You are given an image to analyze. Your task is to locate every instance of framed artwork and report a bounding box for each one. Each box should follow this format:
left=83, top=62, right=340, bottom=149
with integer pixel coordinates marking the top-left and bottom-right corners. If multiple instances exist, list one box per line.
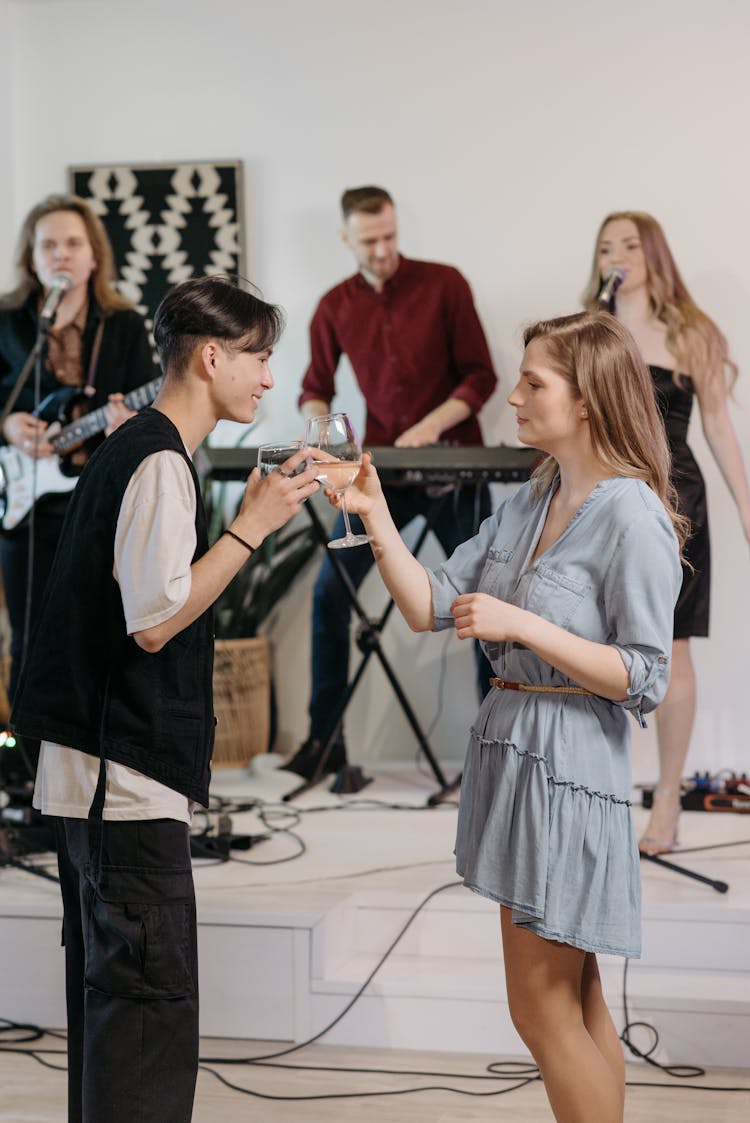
left=68, top=159, right=245, bottom=335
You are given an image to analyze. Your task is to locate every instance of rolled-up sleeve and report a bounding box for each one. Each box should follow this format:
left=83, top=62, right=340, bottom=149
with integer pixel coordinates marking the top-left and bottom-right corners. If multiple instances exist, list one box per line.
left=603, top=509, right=682, bottom=726
left=444, top=271, right=498, bottom=414
left=298, top=300, right=341, bottom=409
left=427, top=505, right=506, bottom=629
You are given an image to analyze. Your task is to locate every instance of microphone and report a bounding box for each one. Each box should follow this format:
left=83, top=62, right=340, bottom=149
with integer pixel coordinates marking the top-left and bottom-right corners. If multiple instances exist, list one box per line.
left=39, top=271, right=73, bottom=329
left=598, top=267, right=625, bottom=308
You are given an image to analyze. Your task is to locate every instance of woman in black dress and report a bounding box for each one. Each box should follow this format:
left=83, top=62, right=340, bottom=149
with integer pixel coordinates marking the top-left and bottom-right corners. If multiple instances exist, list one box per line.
left=0, top=194, right=155, bottom=700
left=583, top=212, right=750, bottom=852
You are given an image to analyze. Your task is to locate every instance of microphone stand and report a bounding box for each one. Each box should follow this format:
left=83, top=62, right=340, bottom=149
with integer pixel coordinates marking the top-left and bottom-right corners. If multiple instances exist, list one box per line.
left=639, top=849, right=729, bottom=894
left=638, top=784, right=733, bottom=894
left=0, top=335, right=45, bottom=435
left=0, top=276, right=71, bottom=432
left=19, top=331, right=49, bottom=674
left=0, top=320, right=52, bottom=696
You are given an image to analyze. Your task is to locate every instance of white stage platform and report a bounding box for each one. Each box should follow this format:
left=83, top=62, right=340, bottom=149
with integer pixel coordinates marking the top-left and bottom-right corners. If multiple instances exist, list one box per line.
left=1, top=756, right=749, bottom=1070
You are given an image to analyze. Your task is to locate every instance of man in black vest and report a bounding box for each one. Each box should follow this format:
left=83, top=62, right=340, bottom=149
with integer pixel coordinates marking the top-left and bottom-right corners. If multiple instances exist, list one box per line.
left=11, top=275, right=318, bottom=1123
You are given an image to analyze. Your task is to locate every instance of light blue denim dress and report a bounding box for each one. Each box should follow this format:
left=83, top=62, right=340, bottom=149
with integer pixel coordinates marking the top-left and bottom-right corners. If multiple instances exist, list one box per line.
left=427, top=476, right=682, bottom=958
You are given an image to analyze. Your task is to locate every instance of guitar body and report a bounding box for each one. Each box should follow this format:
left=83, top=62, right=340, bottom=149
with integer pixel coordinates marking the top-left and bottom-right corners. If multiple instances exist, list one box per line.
left=0, top=450, right=78, bottom=530
left=35, top=385, right=95, bottom=479
left=0, top=375, right=163, bottom=532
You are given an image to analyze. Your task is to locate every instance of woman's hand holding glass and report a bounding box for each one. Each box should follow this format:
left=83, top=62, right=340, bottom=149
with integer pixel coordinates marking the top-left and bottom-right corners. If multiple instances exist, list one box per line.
left=321, top=450, right=383, bottom=521
left=305, top=412, right=372, bottom=549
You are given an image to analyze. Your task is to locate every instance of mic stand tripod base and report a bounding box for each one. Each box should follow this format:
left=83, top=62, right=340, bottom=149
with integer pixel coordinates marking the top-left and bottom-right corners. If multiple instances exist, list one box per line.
left=639, top=850, right=729, bottom=894
left=426, top=772, right=462, bottom=807
left=282, top=764, right=373, bottom=802
left=282, top=775, right=322, bottom=802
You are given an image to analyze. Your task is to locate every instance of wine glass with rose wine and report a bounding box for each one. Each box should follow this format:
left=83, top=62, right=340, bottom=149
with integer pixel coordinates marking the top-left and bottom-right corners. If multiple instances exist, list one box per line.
left=305, top=412, right=371, bottom=548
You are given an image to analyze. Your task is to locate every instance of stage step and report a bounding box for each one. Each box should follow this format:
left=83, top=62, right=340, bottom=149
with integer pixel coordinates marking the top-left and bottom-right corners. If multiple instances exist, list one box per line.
left=315, top=882, right=750, bottom=972
left=2, top=772, right=748, bottom=1072
left=304, top=882, right=750, bottom=1067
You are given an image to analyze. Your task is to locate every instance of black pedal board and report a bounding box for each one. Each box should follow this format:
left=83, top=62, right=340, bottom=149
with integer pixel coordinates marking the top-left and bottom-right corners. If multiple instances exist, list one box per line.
left=640, top=772, right=750, bottom=813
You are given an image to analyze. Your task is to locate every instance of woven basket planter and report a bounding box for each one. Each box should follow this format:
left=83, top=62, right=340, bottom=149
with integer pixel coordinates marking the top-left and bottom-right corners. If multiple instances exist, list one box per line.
left=212, top=636, right=271, bottom=767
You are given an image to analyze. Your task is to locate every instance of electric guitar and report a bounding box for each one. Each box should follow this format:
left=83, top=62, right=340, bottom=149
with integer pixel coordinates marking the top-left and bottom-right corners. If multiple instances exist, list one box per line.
left=0, top=376, right=163, bottom=531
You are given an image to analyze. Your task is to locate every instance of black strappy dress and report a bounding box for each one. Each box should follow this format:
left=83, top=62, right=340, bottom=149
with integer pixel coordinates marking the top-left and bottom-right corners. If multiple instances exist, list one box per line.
left=650, top=365, right=709, bottom=638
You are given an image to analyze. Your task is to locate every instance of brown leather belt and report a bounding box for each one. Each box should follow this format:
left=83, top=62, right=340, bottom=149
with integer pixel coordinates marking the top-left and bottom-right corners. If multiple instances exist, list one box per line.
left=490, top=677, right=594, bottom=696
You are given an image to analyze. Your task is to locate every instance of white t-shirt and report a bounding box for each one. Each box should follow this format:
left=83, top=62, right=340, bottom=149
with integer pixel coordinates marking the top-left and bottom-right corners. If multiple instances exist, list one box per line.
left=33, top=448, right=199, bottom=823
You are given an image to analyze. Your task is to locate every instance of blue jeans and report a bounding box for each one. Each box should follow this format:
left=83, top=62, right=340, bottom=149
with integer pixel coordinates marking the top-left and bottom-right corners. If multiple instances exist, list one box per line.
left=55, top=816, right=199, bottom=1123
left=309, top=483, right=492, bottom=743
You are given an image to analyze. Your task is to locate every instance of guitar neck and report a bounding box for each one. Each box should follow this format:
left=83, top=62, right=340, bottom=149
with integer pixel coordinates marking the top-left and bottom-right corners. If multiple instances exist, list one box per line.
left=52, top=377, right=163, bottom=454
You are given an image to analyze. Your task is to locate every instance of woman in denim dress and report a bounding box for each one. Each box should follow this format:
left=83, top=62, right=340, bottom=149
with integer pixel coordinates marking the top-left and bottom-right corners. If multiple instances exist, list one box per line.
left=326, top=311, right=684, bottom=1123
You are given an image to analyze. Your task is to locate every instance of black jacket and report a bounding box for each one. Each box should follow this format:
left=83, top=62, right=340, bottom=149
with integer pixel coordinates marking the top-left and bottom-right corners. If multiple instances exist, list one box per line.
left=0, top=289, right=156, bottom=428
left=11, top=408, right=216, bottom=806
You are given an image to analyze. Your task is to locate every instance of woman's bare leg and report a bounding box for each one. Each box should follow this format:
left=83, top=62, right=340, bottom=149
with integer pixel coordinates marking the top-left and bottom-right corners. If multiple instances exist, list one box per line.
left=641, top=638, right=695, bottom=852
left=581, top=952, right=625, bottom=1113
left=501, top=908, right=624, bottom=1123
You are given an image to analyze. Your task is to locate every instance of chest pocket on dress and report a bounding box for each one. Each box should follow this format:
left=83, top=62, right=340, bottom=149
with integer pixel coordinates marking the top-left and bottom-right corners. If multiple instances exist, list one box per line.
left=525, top=563, right=588, bottom=628
left=479, top=547, right=515, bottom=600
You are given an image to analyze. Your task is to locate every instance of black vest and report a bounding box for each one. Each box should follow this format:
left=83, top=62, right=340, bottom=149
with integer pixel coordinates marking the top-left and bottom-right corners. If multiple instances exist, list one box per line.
left=11, top=408, right=215, bottom=805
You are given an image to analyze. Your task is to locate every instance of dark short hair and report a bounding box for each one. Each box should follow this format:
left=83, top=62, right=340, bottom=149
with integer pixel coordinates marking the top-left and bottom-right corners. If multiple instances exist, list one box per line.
left=153, top=275, right=284, bottom=376
left=340, top=186, right=394, bottom=221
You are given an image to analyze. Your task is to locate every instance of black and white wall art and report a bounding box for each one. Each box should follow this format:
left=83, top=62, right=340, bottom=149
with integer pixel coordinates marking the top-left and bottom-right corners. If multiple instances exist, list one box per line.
left=69, top=160, right=245, bottom=335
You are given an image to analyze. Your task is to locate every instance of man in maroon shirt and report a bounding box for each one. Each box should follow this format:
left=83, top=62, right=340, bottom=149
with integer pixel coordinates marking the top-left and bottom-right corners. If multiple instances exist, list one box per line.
left=286, top=186, right=498, bottom=780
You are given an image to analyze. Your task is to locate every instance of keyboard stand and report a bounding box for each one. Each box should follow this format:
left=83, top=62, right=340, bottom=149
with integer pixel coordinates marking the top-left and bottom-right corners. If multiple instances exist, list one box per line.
left=200, top=443, right=538, bottom=804
left=283, top=493, right=458, bottom=803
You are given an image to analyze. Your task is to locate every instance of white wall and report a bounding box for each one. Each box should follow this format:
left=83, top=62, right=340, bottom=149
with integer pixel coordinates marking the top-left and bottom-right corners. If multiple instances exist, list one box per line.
left=5, top=0, right=750, bottom=776
left=0, top=2, right=14, bottom=277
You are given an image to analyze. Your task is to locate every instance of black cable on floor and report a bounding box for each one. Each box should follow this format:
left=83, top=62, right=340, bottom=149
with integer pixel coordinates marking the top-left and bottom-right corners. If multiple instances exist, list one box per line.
left=3, top=927, right=750, bottom=1103
left=3, top=795, right=750, bottom=1104
left=619, top=957, right=704, bottom=1078
left=198, top=1064, right=539, bottom=1103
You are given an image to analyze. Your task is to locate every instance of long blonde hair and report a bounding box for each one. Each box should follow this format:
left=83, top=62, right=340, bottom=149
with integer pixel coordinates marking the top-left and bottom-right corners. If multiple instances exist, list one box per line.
left=0, top=193, right=131, bottom=314
left=524, top=311, right=688, bottom=548
left=582, top=211, right=737, bottom=392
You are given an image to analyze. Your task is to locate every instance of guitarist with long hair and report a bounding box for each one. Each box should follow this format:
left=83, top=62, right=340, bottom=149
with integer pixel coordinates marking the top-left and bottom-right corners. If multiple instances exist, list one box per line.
left=0, top=193, right=156, bottom=702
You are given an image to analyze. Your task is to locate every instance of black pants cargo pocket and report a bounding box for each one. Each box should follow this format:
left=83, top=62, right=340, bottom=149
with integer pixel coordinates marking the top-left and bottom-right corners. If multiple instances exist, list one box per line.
left=84, top=887, right=195, bottom=999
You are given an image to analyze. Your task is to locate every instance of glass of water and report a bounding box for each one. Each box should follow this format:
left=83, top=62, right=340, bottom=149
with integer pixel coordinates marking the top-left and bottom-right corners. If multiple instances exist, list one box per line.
left=256, top=441, right=308, bottom=478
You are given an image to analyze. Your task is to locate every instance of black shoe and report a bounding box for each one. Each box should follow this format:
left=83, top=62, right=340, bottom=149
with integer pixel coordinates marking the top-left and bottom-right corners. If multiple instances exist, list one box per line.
left=279, top=737, right=318, bottom=778
left=329, top=764, right=373, bottom=795
left=280, top=737, right=347, bottom=781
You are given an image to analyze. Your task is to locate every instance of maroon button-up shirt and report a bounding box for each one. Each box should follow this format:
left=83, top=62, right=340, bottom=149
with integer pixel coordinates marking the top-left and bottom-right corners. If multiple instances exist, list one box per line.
left=299, top=256, right=498, bottom=446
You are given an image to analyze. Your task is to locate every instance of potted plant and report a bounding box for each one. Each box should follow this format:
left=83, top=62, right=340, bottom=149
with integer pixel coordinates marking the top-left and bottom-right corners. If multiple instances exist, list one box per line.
left=205, top=477, right=319, bottom=767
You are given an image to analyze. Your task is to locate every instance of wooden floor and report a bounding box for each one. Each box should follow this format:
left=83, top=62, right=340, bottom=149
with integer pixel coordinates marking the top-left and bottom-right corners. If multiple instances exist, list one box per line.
left=0, top=1036, right=748, bottom=1121
left=3, top=759, right=749, bottom=1119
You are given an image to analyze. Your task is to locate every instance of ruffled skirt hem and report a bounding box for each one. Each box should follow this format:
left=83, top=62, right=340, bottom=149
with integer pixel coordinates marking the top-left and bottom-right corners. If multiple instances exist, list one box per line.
left=455, top=728, right=642, bottom=959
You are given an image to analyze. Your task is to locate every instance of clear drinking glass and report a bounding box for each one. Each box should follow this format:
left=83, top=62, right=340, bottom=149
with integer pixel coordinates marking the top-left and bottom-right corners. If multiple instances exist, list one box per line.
left=256, top=440, right=307, bottom=477
left=304, top=412, right=371, bottom=549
